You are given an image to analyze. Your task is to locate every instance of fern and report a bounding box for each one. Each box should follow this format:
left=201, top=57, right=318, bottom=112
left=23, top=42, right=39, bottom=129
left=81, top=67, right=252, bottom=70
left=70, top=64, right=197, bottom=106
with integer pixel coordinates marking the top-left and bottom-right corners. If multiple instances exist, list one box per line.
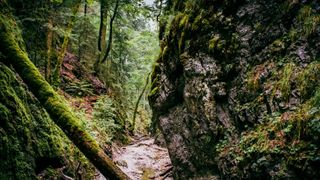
left=64, top=81, right=94, bottom=97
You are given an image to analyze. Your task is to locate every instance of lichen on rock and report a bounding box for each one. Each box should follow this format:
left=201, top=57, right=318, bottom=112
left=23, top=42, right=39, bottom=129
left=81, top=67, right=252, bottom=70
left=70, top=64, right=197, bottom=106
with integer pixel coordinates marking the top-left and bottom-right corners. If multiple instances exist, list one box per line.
left=149, top=0, right=320, bottom=179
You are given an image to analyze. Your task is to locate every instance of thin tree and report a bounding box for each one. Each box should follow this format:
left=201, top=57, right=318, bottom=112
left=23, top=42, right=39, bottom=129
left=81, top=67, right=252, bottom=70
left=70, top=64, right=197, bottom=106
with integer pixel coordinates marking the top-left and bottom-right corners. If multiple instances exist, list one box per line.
left=94, top=0, right=120, bottom=74
left=101, top=0, right=119, bottom=63
left=45, top=17, right=53, bottom=82
left=52, top=0, right=81, bottom=86
left=131, top=73, right=150, bottom=132
left=94, top=0, right=109, bottom=73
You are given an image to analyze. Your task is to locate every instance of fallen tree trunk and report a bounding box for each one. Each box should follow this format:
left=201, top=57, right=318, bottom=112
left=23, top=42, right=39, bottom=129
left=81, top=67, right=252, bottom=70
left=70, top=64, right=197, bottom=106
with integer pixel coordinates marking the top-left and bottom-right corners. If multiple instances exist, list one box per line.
left=0, top=12, right=129, bottom=180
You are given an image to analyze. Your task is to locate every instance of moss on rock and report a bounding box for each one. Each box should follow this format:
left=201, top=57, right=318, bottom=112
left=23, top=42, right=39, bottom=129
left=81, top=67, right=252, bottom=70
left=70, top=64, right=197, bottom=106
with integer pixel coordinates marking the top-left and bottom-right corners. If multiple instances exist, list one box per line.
left=149, top=0, right=320, bottom=179
left=0, top=62, right=95, bottom=179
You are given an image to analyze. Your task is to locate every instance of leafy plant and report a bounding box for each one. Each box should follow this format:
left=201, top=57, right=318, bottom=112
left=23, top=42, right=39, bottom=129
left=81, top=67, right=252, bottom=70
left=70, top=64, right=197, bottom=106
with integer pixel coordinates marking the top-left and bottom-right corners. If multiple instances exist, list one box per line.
left=64, top=81, right=94, bottom=97
left=297, top=6, right=320, bottom=37
left=92, top=96, right=121, bottom=143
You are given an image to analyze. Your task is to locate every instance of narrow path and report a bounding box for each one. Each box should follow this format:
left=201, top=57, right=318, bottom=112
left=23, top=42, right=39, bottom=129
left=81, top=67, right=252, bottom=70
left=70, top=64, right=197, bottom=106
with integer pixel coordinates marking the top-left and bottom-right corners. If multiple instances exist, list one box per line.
left=112, top=136, right=173, bottom=180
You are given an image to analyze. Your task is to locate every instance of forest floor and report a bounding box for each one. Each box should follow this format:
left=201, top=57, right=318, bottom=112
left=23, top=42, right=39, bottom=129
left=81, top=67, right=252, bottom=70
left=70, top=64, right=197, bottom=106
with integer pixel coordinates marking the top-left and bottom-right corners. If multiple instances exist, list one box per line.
left=113, top=135, right=172, bottom=180
left=96, top=136, right=173, bottom=180
left=61, top=56, right=172, bottom=179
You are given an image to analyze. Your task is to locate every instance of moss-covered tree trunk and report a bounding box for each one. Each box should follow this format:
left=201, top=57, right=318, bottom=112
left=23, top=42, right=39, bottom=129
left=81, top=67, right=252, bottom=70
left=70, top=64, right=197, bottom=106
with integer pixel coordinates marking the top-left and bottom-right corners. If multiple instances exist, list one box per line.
left=0, top=12, right=129, bottom=180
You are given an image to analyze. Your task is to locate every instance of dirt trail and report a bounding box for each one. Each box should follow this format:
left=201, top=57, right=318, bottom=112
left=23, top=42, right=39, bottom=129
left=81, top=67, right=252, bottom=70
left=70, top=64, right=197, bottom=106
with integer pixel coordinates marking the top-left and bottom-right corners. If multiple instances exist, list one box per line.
left=112, top=136, right=172, bottom=180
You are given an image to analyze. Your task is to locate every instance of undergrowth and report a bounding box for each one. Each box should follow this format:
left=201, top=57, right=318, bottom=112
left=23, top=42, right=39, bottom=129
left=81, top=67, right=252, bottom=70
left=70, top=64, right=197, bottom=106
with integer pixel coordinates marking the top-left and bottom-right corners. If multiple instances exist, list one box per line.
left=91, top=96, right=122, bottom=144
left=217, top=99, right=320, bottom=178
left=220, top=60, right=320, bottom=179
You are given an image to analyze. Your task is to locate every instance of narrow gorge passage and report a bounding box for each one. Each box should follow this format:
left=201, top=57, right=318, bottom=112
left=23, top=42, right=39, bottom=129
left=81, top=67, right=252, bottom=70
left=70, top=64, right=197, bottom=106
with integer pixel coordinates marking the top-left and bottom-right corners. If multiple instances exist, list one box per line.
left=113, top=136, right=172, bottom=180
left=2, top=0, right=320, bottom=179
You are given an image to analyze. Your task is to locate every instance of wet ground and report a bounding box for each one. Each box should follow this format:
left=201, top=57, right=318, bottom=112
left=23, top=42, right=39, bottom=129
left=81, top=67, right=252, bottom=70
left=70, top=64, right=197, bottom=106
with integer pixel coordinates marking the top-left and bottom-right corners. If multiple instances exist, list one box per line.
left=96, top=136, right=172, bottom=180
left=113, top=136, right=172, bottom=180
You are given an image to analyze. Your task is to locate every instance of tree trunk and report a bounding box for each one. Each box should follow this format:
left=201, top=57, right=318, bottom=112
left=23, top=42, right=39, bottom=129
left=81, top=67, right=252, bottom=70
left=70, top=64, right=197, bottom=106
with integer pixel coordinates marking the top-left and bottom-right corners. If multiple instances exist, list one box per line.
left=131, top=73, right=150, bottom=132
left=84, top=0, right=88, bottom=16
left=101, top=0, right=119, bottom=64
left=94, top=0, right=108, bottom=74
left=52, top=0, right=81, bottom=87
left=98, top=0, right=108, bottom=52
left=45, top=18, right=53, bottom=83
left=0, top=13, right=129, bottom=180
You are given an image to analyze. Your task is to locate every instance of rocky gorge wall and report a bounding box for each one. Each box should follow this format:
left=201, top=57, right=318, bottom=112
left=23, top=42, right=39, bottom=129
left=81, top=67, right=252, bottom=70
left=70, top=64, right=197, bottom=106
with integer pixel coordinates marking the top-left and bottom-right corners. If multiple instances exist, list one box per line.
left=149, top=0, right=320, bottom=179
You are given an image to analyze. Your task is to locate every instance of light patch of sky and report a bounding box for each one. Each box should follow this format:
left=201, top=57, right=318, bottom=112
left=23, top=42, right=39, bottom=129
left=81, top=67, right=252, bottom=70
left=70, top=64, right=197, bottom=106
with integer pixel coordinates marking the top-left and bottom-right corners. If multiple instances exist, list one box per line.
left=144, top=0, right=154, bottom=6
left=142, top=0, right=157, bottom=31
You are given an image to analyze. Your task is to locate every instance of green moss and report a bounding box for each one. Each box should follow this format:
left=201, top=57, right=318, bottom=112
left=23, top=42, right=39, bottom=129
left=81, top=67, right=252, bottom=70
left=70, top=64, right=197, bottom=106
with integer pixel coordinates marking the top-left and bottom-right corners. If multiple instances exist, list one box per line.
left=0, top=62, right=96, bottom=179
left=0, top=103, right=9, bottom=119
left=179, top=14, right=189, bottom=29
left=273, top=63, right=295, bottom=100
left=217, top=100, right=319, bottom=178
left=141, top=168, right=155, bottom=180
left=150, top=63, right=160, bottom=81
left=302, top=15, right=320, bottom=37
left=253, top=22, right=263, bottom=31
left=162, top=46, right=169, bottom=62
left=311, top=88, right=320, bottom=107
left=149, top=87, right=159, bottom=97
left=179, top=32, right=186, bottom=52
left=191, top=13, right=202, bottom=31
left=296, top=62, right=320, bottom=98
left=208, top=34, right=221, bottom=51
left=271, top=39, right=285, bottom=52
left=0, top=12, right=126, bottom=179
left=149, top=63, right=160, bottom=99
left=288, top=28, right=298, bottom=41
left=297, top=6, right=312, bottom=22
left=168, top=12, right=185, bottom=38
left=246, top=62, right=275, bottom=91
left=177, top=14, right=191, bottom=53
left=296, top=6, right=320, bottom=37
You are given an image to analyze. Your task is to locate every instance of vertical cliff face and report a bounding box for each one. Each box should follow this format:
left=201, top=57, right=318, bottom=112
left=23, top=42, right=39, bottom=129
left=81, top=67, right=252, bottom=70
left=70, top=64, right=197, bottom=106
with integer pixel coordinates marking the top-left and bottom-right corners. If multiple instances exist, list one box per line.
left=149, top=0, right=320, bottom=179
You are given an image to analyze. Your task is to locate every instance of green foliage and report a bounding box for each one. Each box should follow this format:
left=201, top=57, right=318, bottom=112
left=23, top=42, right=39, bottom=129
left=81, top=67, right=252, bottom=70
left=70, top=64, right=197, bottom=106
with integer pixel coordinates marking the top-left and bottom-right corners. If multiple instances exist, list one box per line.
left=295, top=5, right=320, bottom=37
left=1, top=0, right=159, bottom=178
left=50, top=0, right=63, bottom=3
left=92, top=96, right=122, bottom=143
left=311, top=89, right=320, bottom=107
left=297, top=62, right=320, bottom=98
left=99, top=9, right=158, bottom=134
left=64, top=81, right=94, bottom=97
left=0, top=12, right=129, bottom=178
left=274, top=63, right=295, bottom=100
left=217, top=101, right=319, bottom=178
left=208, top=34, right=222, bottom=51
left=218, top=56, right=320, bottom=176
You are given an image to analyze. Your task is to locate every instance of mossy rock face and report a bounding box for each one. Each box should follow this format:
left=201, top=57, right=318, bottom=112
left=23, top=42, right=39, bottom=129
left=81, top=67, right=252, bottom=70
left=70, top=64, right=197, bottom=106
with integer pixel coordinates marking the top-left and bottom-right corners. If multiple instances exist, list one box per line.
left=149, top=0, right=320, bottom=179
left=0, top=62, right=94, bottom=179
